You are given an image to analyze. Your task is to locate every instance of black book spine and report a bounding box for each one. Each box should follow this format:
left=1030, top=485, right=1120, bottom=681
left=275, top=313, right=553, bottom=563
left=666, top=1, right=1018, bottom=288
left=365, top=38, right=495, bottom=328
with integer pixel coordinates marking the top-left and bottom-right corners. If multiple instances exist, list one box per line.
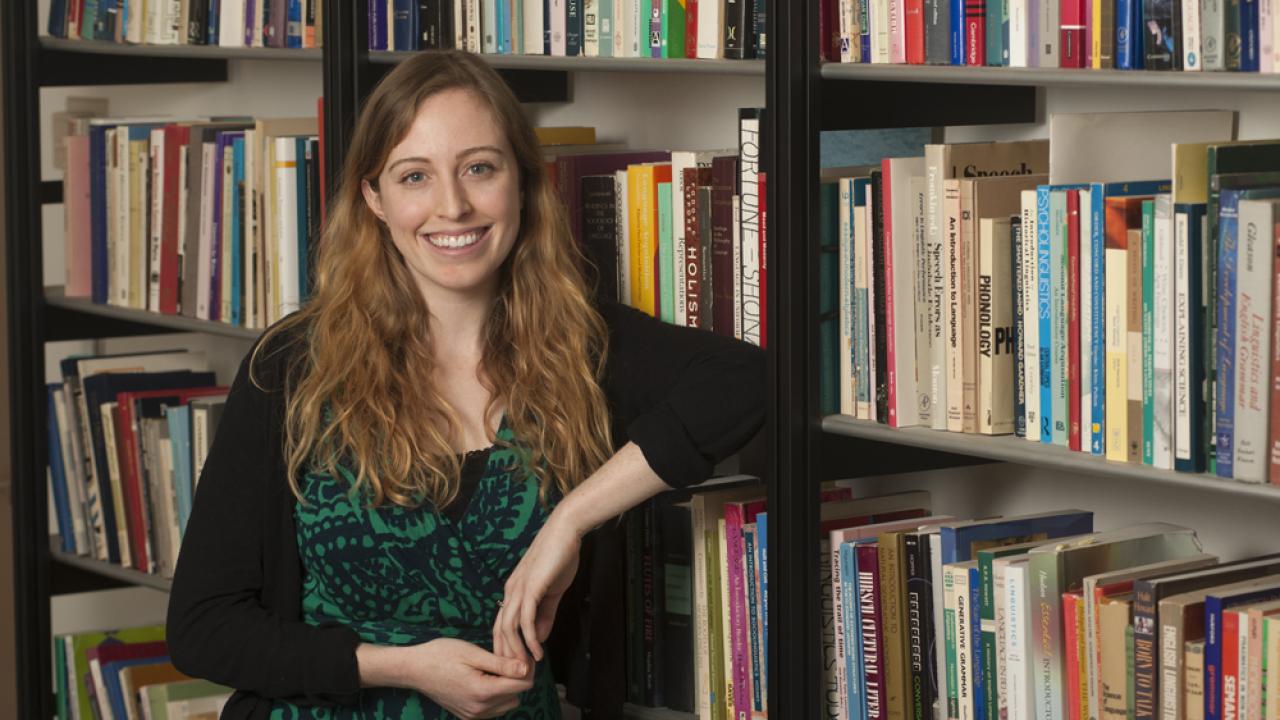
left=740, top=0, right=757, bottom=58
left=753, top=0, right=767, bottom=58
left=567, top=0, right=582, bottom=55
left=625, top=509, right=643, bottom=704
left=903, top=533, right=930, bottom=720
left=723, top=0, right=744, bottom=58
left=872, top=169, right=890, bottom=423
left=187, top=0, right=209, bottom=43
left=419, top=0, right=437, bottom=47
left=306, top=139, right=321, bottom=297
left=925, top=0, right=951, bottom=62
left=698, top=185, right=715, bottom=332
left=658, top=503, right=695, bottom=713
left=1142, top=0, right=1179, bottom=68
left=581, top=175, right=619, bottom=303
left=641, top=503, right=660, bottom=705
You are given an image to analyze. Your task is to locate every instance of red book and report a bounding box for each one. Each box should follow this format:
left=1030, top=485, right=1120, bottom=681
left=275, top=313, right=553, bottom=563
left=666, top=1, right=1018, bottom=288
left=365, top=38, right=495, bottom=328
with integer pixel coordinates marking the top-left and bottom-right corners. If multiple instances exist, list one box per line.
left=159, top=124, right=188, bottom=315
left=651, top=164, right=673, bottom=310
left=685, top=0, right=699, bottom=58
left=881, top=159, right=899, bottom=426
left=759, top=170, right=768, bottom=348
left=821, top=0, right=842, bottom=61
left=555, top=151, right=670, bottom=248
left=1060, top=0, right=1087, bottom=67
left=1270, top=218, right=1280, bottom=485
left=1222, top=609, right=1242, bottom=719
left=965, top=0, right=987, bottom=64
left=1064, top=591, right=1083, bottom=720
left=683, top=167, right=711, bottom=328
left=1067, top=189, right=1082, bottom=451
left=114, top=385, right=229, bottom=572
left=905, top=0, right=927, bottom=63
left=856, top=542, right=887, bottom=719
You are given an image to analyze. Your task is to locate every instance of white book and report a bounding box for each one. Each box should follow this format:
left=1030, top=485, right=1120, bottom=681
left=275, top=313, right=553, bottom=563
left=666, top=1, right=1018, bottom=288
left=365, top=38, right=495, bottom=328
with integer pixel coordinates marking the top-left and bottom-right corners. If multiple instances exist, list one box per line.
left=454, top=0, right=467, bottom=49
left=196, top=142, right=216, bottom=321
left=1183, top=0, right=1204, bottom=69
left=696, top=0, right=722, bottom=57
left=1202, top=0, right=1226, bottom=70
left=1003, top=558, right=1033, bottom=720
left=162, top=0, right=184, bottom=44
left=732, top=195, right=743, bottom=340
left=176, top=150, right=189, bottom=315
left=524, top=0, right=546, bottom=52
left=911, top=175, right=934, bottom=427
left=549, top=0, right=567, bottom=54
left=1153, top=195, right=1176, bottom=470
left=141, top=0, right=161, bottom=43
left=128, top=131, right=149, bottom=311
left=886, top=157, right=924, bottom=427
left=888, top=0, right=906, bottom=62
left=98, top=400, right=133, bottom=569
left=148, top=128, right=166, bottom=314
left=1022, top=190, right=1041, bottom=441
left=952, top=561, right=977, bottom=720
left=1080, top=188, right=1094, bottom=451
left=871, top=0, right=891, bottom=62
left=274, top=137, right=301, bottom=317
left=466, top=0, right=482, bottom=51
left=111, top=129, right=130, bottom=309
left=1010, top=0, right=1030, bottom=66
left=615, top=170, right=631, bottom=306
left=1232, top=198, right=1277, bottom=483
left=739, top=118, right=763, bottom=347
left=482, top=0, right=499, bottom=52
left=924, top=149, right=949, bottom=430
left=840, top=0, right=858, bottom=61
left=840, top=178, right=855, bottom=416
left=1173, top=208, right=1196, bottom=469
left=945, top=179, right=963, bottom=432
left=52, top=388, right=89, bottom=555
left=1038, top=0, right=1060, bottom=66
left=611, top=0, right=627, bottom=56
left=584, top=0, right=599, bottom=55
left=630, top=0, right=644, bottom=57
left=1262, top=0, right=1275, bottom=72
left=218, top=0, right=246, bottom=47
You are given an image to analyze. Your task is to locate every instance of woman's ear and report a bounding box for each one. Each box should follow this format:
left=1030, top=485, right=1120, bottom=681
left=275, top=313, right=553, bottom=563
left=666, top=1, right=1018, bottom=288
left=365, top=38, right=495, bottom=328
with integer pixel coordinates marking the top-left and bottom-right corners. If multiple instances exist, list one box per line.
left=361, top=178, right=386, bottom=223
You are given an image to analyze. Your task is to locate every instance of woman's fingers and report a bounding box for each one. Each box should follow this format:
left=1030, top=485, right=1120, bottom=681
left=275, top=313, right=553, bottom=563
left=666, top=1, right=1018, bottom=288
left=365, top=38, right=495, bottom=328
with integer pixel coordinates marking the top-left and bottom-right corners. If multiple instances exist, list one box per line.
left=520, top=593, right=542, bottom=661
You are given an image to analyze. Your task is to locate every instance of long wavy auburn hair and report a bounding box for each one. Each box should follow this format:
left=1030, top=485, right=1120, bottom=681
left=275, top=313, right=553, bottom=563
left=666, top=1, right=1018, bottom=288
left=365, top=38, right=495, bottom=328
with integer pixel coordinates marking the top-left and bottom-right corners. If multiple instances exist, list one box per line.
left=253, top=50, right=614, bottom=509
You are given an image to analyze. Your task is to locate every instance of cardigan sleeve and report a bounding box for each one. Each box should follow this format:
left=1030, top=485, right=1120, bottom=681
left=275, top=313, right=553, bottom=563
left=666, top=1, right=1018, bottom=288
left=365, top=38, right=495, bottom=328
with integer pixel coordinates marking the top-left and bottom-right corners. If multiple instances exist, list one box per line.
left=600, top=302, right=767, bottom=489
left=166, top=333, right=363, bottom=707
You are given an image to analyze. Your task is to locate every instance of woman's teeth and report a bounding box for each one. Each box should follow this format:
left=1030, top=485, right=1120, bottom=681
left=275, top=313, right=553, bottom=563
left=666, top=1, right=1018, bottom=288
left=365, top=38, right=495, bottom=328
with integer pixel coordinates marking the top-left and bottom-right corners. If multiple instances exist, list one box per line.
left=426, top=230, right=484, bottom=248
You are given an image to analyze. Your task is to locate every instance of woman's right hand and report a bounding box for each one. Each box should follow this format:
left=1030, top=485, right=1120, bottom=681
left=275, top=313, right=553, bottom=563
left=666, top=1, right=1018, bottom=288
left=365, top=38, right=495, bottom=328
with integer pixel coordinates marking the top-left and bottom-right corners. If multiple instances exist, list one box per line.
left=357, top=638, right=534, bottom=719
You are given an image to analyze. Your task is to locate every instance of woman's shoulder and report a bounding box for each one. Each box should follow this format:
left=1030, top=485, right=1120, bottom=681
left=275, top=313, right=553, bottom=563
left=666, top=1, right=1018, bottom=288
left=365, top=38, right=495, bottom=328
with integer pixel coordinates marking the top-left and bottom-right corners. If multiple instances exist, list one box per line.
left=244, top=312, right=313, bottom=393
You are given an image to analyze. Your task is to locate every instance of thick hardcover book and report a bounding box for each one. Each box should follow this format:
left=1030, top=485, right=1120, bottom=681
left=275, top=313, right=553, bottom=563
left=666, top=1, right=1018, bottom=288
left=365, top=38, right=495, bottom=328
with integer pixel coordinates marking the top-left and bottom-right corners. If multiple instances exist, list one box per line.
left=682, top=167, right=712, bottom=327
left=1115, top=0, right=1145, bottom=67
left=1230, top=198, right=1279, bottom=483
left=860, top=542, right=888, bottom=720
left=1142, top=0, right=1182, bottom=68
left=978, top=217, right=1015, bottom=435
left=925, top=0, right=952, bottom=61
left=1174, top=203, right=1208, bottom=473
left=739, top=109, right=765, bottom=347
left=872, top=170, right=891, bottom=424
left=555, top=151, right=670, bottom=249
left=723, top=0, right=744, bottom=57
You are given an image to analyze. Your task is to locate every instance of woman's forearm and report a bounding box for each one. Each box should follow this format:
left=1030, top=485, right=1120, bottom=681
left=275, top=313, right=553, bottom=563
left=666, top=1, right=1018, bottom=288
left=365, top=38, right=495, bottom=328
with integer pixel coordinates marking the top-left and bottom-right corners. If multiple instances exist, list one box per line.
left=356, top=644, right=409, bottom=688
left=549, top=441, right=669, bottom=538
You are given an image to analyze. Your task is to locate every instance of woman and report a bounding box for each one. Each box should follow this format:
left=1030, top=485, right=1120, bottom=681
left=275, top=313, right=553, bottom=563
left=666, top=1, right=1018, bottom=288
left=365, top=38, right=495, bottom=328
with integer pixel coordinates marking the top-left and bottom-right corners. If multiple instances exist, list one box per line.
left=167, top=49, right=765, bottom=719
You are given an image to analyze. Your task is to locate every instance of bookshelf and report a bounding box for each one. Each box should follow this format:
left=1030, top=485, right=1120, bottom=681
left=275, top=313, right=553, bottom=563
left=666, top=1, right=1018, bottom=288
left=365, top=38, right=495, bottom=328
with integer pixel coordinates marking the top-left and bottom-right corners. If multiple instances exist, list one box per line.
left=772, top=1, right=1280, bottom=718
left=5, top=2, right=767, bottom=720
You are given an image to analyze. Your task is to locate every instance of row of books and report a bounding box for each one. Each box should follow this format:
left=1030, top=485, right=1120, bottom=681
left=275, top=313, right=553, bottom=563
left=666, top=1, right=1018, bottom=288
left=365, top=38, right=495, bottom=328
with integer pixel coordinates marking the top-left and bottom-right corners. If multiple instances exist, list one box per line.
left=823, top=109, right=1280, bottom=485
left=48, top=347, right=227, bottom=577
left=819, top=0, right=1280, bottom=71
left=812, top=497, right=1280, bottom=720
left=552, top=109, right=766, bottom=347
left=47, top=0, right=323, bottom=49
left=55, top=623, right=232, bottom=720
left=384, top=0, right=768, bottom=59
left=61, top=114, right=323, bottom=331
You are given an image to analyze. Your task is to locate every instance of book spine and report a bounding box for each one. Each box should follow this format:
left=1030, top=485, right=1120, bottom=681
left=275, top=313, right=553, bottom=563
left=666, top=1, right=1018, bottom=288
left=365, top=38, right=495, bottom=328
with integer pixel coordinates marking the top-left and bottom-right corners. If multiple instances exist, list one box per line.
left=1223, top=610, right=1242, bottom=720
left=1154, top=196, right=1176, bottom=470
left=874, top=172, right=890, bottom=424
left=1022, top=190, right=1041, bottom=441
left=980, top=554, right=1000, bottom=720
left=1240, top=0, right=1259, bottom=69
left=961, top=184, right=979, bottom=433
left=739, top=112, right=763, bottom=348
left=1115, top=0, right=1143, bottom=66
left=947, top=180, right=965, bottom=432
left=1143, top=200, right=1156, bottom=465
left=723, top=504, right=751, bottom=720
left=881, top=535, right=910, bottom=719
left=833, top=535, right=853, bottom=720
left=743, top=526, right=762, bottom=714
left=1065, top=592, right=1083, bottom=720
left=1133, top=579, right=1160, bottom=720
left=913, top=178, right=934, bottom=428
left=1090, top=188, right=1106, bottom=454
left=1050, top=190, right=1069, bottom=446
left=1217, top=191, right=1241, bottom=479
left=952, top=0, right=967, bottom=63
left=882, top=161, right=901, bottom=426
left=1014, top=218, right=1027, bottom=437
left=1031, top=551, right=1065, bottom=720
left=1232, top=199, right=1273, bottom=483
left=945, top=563, right=961, bottom=719
left=1038, top=186, right=1054, bottom=444
left=860, top=543, right=887, bottom=720
left=1004, top=562, right=1030, bottom=720
left=1271, top=213, right=1280, bottom=485
left=1176, top=204, right=1208, bottom=472
left=1127, top=226, right=1144, bottom=464
left=1207, top=595, right=1226, bottom=720
left=905, top=534, right=934, bottom=719
left=1068, top=190, right=1082, bottom=450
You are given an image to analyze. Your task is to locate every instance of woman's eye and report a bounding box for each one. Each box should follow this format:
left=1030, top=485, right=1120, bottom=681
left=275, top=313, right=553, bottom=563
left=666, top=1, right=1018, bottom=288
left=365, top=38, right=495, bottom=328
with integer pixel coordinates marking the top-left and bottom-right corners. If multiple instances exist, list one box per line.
left=466, top=162, right=495, bottom=177
left=400, top=171, right=427, bottom=184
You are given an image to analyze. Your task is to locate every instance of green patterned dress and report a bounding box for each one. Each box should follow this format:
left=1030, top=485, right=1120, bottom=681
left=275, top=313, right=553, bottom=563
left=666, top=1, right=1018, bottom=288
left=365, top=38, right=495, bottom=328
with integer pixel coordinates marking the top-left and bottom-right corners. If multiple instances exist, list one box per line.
left=269, top=418, right=561, bottom=719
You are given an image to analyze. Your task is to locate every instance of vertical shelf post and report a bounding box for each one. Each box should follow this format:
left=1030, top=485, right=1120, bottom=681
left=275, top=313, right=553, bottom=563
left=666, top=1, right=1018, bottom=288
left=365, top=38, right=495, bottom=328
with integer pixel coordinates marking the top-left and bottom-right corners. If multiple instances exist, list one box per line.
left=767, top=0, right=824, bottom=715
left=3, top=0, right=53, bottom=717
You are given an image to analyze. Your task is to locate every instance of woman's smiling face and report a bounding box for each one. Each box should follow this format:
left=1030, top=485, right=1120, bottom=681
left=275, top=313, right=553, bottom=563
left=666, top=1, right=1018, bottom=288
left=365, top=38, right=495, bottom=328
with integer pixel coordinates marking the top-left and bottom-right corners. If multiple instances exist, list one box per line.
left=362, top=87, right=523, bottom=305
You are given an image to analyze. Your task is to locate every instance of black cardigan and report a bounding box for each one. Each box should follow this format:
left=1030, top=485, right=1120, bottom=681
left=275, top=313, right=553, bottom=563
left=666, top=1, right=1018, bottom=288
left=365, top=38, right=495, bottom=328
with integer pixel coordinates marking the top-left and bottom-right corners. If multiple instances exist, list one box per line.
left=166, top=302, right=766, bottom=718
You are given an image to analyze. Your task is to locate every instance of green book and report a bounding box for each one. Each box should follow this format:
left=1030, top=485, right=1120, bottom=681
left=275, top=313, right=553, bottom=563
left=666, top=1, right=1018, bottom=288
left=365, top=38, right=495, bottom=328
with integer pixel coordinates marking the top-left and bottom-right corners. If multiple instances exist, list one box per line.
left=658, top=181, right=675, bottom=323
left=661, top=0, right=687, bottom=58
left=1050, top=189, right=1070, bottom=446
left=54, top=635, right=68, bottom=720
left=597, top=0, right=614, bottom=56
left=1142, top=199, right=1155, bottom=465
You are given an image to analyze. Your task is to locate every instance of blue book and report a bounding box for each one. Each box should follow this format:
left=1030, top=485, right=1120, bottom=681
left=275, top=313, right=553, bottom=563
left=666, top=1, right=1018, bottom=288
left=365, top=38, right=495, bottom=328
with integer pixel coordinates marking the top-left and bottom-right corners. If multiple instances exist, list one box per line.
left=939, top=510, right=1094, bottom=564
left=1203, top=582, right=1280, bottom=720
left=394, top=0, right=417, bottom=50
left=369, top=0, right=388, bottom=49
left=165, top=405, right=194, bottom=536
left=744, top=527, right=763, bottom=712
left=950, top=0, right=966, bottom=64
left=287, top=0, right=303, bottom=47
left=968, top=564, right=985, bottom=720
left=757, top=511, right=768, bottom=684
left=859, top=0, right=872, bottom=60
left=81, top=371, right=215, bottom=564
left=231, top=137, right=245, bottom=327
left=48, top=385, right=75, bottom=554
left=842, top=538, right=868, bottom=720
left=1115, top=0, right=1145, bottom=68
left=1173, top=203, right=1208, bottom=473
left=88, top=123, right=112, bottom=304
left=95, top=0, right=117, bottom=40
left=48, top=0, right=69, bottom=36
left=207, top=0, right=220, bottom=44
left=102, top=656, right=171, bottom=720
left=1240, top=0, right=1260, bottom=70
left=569, top=0, right=584, bottom=55
left=1038, top=184, right=1088, bottom=445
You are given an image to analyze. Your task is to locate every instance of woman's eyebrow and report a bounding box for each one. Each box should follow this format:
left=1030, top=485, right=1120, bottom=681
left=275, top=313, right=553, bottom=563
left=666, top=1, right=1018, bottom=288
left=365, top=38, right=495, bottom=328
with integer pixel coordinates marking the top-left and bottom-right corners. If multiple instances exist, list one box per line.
left=385, top=146, right=502, bottom=173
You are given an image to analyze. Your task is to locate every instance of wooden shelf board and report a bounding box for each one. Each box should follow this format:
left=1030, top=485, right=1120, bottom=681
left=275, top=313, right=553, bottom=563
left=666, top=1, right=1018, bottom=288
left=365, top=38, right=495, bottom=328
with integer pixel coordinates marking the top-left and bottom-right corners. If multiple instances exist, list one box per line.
left=368, top=50, right=766, bottom=76
left=39, top=36, right=322, bottom=61
left=44, top=287, right=262, bottom=341
left=822, top=415, right=1280, bottom=501
left=820, top=62, right=1280, bottom=90
left=49, top=548, right=173, bottom=592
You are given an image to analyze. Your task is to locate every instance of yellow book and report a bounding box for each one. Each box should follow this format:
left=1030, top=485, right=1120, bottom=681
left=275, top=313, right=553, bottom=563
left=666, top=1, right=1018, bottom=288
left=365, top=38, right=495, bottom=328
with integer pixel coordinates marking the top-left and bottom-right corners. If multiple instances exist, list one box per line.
left=128, top=136, right=148, bottom=310
left=1265, top=616, right=1280, bottom=720
left=628, top=164, right=657, bottom=316
left=1105, top=227, right=1129, bottom=462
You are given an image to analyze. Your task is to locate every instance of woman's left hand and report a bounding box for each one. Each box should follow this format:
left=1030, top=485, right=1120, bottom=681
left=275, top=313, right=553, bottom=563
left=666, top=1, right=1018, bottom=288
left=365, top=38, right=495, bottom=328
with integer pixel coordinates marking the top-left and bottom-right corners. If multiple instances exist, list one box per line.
left=493, top=512, right=583, bottom=663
